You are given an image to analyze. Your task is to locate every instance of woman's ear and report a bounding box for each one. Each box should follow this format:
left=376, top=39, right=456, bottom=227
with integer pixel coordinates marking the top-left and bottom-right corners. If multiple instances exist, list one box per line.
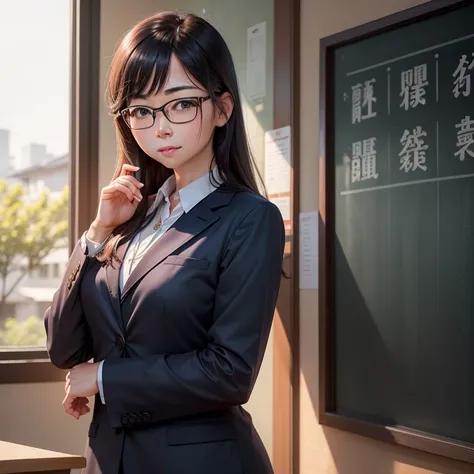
left=216, top=92, right=234, bottom=127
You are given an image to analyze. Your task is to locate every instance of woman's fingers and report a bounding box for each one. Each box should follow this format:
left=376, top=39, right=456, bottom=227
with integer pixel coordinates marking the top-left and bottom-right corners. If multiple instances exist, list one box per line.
left=79, top=401, right=91, bottom=416
left=111, top=181, right=135, bottom=202
left=102, top=177, right=143, bottom=203
left=62, top=392, right=89, bottom=419
left=119, top=163, right=140, bottom=177
left=116, top=176, right=143, bottom=200
left=120, top=175, right=144, bottom=189
left=63, top=392, right=79, bottom=419
left=75, top=397, right=90, bottom=417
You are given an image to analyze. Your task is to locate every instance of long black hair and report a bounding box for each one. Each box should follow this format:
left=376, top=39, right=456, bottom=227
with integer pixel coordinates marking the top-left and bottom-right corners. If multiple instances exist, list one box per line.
left=99, top=11, right=265, bottom=262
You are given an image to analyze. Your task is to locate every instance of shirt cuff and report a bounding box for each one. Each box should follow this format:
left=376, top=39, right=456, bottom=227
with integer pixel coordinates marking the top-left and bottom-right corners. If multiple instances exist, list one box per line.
left=83, top=231, right=111, bottom=257
left=98, top=360, right=106, bottom=404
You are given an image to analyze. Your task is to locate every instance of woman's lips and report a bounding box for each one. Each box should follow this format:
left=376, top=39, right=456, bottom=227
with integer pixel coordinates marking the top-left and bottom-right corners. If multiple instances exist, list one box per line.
left=157, top=146, right=181, bottom=157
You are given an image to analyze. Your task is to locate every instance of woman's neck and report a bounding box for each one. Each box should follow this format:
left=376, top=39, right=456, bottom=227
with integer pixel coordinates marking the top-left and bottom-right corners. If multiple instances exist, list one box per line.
left=173, top=155, right=214, bottom=191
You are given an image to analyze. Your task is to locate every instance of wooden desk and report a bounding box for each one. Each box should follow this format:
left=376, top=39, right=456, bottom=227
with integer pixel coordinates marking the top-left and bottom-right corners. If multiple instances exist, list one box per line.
left=0, top=441, right=86, bottom=474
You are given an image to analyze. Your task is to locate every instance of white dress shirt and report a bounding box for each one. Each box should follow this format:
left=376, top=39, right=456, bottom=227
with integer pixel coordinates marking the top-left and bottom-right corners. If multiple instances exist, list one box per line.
left=86, top=167, right=223, bottom=404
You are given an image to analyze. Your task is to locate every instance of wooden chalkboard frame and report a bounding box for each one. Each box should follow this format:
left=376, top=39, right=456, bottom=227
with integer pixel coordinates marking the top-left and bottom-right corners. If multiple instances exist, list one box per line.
left=319, top=0, right=474, bottom=465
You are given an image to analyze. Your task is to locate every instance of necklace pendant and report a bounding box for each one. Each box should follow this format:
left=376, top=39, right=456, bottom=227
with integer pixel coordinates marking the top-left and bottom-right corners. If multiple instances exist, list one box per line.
left=153, top=220, right=162, bottom=231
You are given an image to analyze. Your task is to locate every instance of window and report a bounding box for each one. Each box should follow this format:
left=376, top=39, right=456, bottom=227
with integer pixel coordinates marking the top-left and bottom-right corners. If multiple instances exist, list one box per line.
left=0, top=0, right=70, bottom=349
left=0, top=0, right=99, bottom=383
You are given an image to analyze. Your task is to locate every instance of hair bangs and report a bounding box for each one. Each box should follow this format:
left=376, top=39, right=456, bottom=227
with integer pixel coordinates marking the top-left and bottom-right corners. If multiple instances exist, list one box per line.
left=120, top=36, right=174, bottom=109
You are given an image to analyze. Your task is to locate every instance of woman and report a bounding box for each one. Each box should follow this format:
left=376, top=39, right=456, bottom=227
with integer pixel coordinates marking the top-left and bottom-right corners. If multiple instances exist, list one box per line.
left=45, top=11, right=284, bottom=474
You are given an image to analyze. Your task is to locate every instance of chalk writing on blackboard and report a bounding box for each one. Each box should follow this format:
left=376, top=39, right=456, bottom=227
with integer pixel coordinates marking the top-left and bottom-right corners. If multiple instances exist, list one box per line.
left=351, top=79, right=377, bottom=123
left=338, top=32, right=474, bottom=197
left=399, top=126, right=428, bottom=172
left=351, top=137, right=378, bottom=182
left=456, top=116, right=474, bottom=161
left=453, top=53, right=474, bottom=98
left=400, top=64, right=428, bottom=110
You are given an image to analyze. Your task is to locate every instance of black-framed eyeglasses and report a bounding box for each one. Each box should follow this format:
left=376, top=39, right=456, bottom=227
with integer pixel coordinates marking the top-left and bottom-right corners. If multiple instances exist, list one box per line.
left=119, top=96, right=211, bottom=130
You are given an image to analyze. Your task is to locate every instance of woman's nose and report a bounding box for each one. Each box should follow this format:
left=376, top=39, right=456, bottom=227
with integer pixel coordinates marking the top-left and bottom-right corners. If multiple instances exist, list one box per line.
left=154, top=112, right=173, bottom=138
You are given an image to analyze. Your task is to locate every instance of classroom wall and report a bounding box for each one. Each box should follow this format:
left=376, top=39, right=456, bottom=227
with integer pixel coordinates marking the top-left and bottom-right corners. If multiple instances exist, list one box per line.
left=298, top=0, right=473, bottom=473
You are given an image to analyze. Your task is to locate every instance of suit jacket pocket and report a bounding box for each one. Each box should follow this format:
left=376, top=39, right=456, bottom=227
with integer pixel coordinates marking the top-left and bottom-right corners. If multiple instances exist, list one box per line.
left=163, top=255, right=210, bottom=270
left=167, top=421, right=235, bottom=446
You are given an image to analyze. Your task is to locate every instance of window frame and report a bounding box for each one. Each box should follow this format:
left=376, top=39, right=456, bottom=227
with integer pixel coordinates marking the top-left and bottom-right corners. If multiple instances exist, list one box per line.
left=272, top=1, right=300, bottom=473
left=0, top=0, right=100, bottom=384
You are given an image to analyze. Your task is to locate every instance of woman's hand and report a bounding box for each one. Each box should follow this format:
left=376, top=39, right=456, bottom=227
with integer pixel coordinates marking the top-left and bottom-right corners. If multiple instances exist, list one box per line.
left=62, top=395, right=90, bottom=419
left=63, top=362, right=100, bottom=419
left=88, top=163, right=144, bottom=240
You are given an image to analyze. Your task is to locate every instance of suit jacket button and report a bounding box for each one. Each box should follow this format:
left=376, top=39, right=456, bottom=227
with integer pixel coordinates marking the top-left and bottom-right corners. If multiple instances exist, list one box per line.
left=120, top=415, right=129, bottom=426
left=134, top=413, right=143, bottom=424
left=142, top=412, right=151, bottom=423
left=115, top=336, right=125, bottom=351
left=128, top=414, right=137, bottom=425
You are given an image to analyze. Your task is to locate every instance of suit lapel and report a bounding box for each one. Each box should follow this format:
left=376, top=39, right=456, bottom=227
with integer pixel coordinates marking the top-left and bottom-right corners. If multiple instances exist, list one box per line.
left=105, top=234, right=133, bottom=330
left=120, top=186, right=235, bottom=304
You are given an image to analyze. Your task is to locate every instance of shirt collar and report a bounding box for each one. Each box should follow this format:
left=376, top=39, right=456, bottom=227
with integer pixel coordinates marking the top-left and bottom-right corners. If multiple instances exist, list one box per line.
left=149, top=166, right=224, bottom=214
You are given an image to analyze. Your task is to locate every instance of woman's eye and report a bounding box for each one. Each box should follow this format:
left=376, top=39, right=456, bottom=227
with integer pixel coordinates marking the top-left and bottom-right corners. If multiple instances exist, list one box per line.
left=131, top=108, right=151, bottom=118
left=175, top=100, right=197, bottom=110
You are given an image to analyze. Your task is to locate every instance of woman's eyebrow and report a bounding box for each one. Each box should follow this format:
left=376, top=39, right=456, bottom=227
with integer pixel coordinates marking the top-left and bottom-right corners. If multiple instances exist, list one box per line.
left=129, top=85, right=201, bottom=102
left=164, top=85, right=200, bottom=95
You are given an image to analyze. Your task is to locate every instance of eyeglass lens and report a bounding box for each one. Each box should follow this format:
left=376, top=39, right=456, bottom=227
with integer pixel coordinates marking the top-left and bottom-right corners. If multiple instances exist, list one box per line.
left=123, top=97, right=203, bottom=129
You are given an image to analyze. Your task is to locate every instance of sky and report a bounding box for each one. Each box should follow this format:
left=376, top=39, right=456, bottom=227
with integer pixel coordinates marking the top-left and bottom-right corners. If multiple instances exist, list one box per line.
left=0, top=0, right=70, bottom=161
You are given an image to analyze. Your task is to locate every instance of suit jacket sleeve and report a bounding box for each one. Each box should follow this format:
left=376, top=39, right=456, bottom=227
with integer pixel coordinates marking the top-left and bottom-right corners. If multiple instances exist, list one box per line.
left=102, top=200, right=285, bottom=428
left=44, top=236, right=94, bottom=369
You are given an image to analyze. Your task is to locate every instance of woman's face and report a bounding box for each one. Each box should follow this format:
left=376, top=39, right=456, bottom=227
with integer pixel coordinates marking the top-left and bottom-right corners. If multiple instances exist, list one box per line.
left=128, top=54, right=230, bottom=173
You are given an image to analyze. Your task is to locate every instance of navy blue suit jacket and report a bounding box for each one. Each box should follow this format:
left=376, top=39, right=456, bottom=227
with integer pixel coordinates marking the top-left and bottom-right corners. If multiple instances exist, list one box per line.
left=45, top=187, right=285, bottom=474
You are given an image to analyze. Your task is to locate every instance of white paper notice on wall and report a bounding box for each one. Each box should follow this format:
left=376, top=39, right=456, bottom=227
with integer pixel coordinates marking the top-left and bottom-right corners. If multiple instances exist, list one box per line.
left=299, top=212, right=319, bottom=289
left=264, top=126, right=291, bottom=196
left=269, top=196, right=291, bottom=221
left=247, top=21, right=266, bottom=100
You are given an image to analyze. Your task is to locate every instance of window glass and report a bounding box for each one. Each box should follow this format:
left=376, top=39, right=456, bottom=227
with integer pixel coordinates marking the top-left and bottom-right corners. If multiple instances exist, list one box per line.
left=0, top=0, right=70, bottom=347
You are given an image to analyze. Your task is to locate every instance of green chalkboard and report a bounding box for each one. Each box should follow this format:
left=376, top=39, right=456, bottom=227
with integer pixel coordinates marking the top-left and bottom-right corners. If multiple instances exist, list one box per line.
left=332, top=2, right=474, bottom=444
